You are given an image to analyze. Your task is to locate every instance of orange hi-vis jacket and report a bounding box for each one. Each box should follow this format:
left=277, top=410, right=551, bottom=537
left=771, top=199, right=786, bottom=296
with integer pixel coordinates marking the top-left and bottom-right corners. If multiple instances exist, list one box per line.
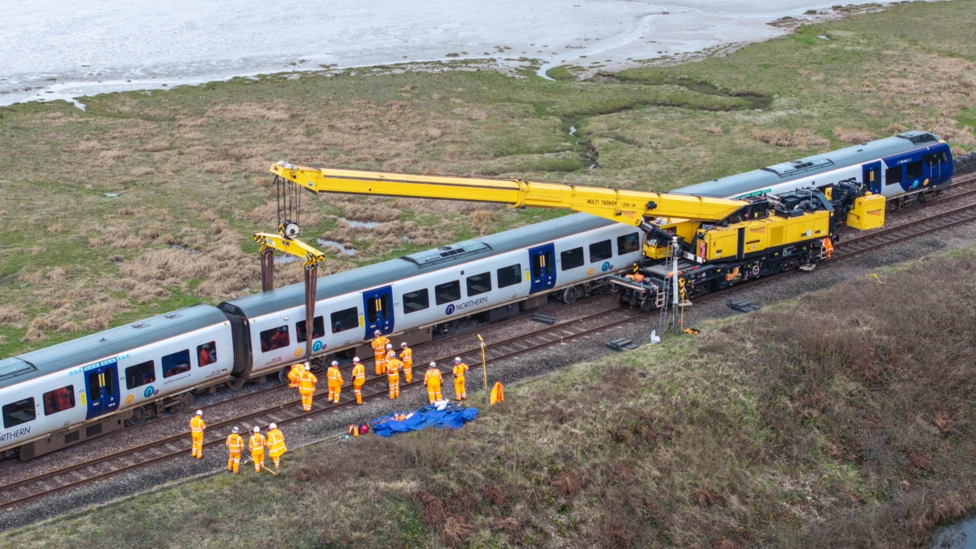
left=352, top=363, right=366, bottom=385
left=371, top=336, right=390, bottom=356
left=424, top=368, right=443, bottom=389
left=327, top=365, right=343, bottom=386
left=399, top=347, right=413, bottom=368
left=266, top=429, right=287, bottom=458
left=287, top=364, right=304, bottom=387
left=249, top=433, right=266, bottom=453
left=226, top=433, right=244, bottom=454
left=299, top=371, right=318, bottom=392
left=453, top=362, right=469, bottom=380
left=190, top=415, right=205, bottom=435
left=386, top=357, right=403, bottom=376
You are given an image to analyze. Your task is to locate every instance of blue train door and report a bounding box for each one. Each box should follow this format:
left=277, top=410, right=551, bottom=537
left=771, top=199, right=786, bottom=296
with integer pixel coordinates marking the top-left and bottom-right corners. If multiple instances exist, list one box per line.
left=528, top=243, right=556, bottom=294
left=84, top=359, right=120, bottom=420
left=363, top=285, right=394, bottom=337
left=863, top=161, right=882, bottom=195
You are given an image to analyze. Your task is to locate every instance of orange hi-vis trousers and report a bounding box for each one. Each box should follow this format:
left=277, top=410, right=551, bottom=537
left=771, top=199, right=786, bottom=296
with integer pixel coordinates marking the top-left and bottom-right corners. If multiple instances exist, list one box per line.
left=427, top=383, right=442, bottom=404
left=228, top=451, right=240, bottom=473
left=191, top=433, right=204, bottom=458
left=300, top=388, right=315, bottom=412
left=454, top=376, right=467, bottom=401
left=353, top=380, right=365, bottom=405
left=387, top=372, right=400, bottom=399
left=374, top=353, right=386, bottom=375
left=328, top=382, right=342, bottom=403
left=252, top=449, right=264, bottom=472
left=402, top=366, right=412, bottom=384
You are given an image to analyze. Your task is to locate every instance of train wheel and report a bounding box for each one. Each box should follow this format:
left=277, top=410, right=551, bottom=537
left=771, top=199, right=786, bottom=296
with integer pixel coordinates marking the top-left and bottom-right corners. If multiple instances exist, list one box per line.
left=278, top=369, right=290, bottom=384
left=132, top=406, right=147, bottom=424
left=562, top=286, right=581, bottom=304
left=640, top=298, right=655, bottom=313
left=180, top=392, right=195, bottom=411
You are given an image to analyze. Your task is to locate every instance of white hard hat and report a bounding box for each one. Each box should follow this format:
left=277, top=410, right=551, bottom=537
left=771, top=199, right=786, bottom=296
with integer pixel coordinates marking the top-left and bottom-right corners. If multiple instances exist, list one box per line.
left=232, top=427, right=239, bottom=433
left=353, top=356, right=361, bottom=362
left=429, top=361, right=436, bottom=368
left=401, top=342, right=407, bottom=348
left=374, top=330, right=381, bottom=336
left=254, top=426, right=260, bottom=433
left=269, top=423, right=276, bottom=429
left=305, top=364, right=311, bottom=370
left=386, top=343, right=393, bottom=349
left=331, top=360, right=338, bottom=366
left=454, top=357, right=462, bottom=363
left=196, top=410, right=202, bottom=416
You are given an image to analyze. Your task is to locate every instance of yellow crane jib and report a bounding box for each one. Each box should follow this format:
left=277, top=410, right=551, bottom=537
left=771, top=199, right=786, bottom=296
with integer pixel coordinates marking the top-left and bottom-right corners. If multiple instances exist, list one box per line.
left=253, top=232, right=326, bottom=269
left=269, top=161, right=747, bottom=226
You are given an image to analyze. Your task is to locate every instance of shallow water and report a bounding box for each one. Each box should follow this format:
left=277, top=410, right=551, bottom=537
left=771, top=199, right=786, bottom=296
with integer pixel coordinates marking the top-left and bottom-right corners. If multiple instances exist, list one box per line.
left=317, top=238, right=357, bottom=256
left=933, top=518, right=976, bottom=549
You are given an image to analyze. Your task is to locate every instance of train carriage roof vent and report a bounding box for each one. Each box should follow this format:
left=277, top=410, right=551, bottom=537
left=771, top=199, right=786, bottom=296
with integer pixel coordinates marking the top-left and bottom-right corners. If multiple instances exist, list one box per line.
left=131, top=322, right=148, bottom=329
left=0, top=357, right=37, bottom=382
left=762, top=157, right=834, bottom=178
left=164, top=313, right=182, bottom=319
left=896, top=131, right=937, bottom=145
left=401, top=240, right=492, bottom=267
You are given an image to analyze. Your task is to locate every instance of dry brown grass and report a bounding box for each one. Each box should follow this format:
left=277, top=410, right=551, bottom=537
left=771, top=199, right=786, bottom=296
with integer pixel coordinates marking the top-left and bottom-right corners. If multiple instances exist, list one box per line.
left=0, top=305, right=26, bottom=327
left=833, top=127, right=876, bottom=144
left=752, top=128, right=830, bottom=150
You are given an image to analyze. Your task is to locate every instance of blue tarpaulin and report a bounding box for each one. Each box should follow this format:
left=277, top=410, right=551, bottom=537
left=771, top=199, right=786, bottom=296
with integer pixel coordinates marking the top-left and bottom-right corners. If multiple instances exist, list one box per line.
left=371, top=404, right=479, bottom=438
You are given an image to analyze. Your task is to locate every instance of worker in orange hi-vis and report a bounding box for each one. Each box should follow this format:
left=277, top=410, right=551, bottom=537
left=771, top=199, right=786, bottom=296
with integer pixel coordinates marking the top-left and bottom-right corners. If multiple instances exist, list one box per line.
left=225, top=427, right=244, bottom=474
left=423, top=362, right=443, bottom=404
left=371, top=330, right=390, bottom=376
left=287, top=362, right=305, bottom=389
left=298, top=364, right=318, bottom=412
left=351, top=356, right=366, bottom=405
left=399, top=342, right=413, bottom=383
left=385, top=350, right=402, bottom=399
left=189, top=410, right=205, bottom=458
left=266, top=423, right=287, bottom=469
left=249, top=426, right=266, bottom=473
left=327, top=360, right=344, bottom=404
left=452, top=357, right=469, bottom=402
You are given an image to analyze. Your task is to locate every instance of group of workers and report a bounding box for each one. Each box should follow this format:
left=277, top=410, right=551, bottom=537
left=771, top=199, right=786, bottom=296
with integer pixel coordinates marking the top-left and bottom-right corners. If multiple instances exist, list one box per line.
left=189, top=410, right=287, bottom=474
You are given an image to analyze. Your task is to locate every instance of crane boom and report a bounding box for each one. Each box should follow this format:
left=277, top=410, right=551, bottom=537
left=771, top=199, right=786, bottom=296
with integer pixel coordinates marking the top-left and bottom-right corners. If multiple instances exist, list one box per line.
left=269, top=162, right=747, bottom=226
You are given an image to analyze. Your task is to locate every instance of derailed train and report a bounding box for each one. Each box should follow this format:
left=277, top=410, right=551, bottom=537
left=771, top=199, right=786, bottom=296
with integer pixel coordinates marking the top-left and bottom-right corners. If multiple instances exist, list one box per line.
left=0, top=131, right=953, bottom=459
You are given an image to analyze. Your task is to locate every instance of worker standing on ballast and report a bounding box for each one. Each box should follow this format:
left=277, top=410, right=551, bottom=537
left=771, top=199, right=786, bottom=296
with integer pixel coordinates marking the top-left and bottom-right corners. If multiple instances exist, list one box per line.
left=225, top=427, right=244, bottom=474
left=327, top=360, right=343, bottom=404
left=299, top=364, right=318, bottom=412
left=249, top=426, right=266, bottom=473
left=266, top=423, right=287, bottom=469
left=287, top=362, right=305, bottom=389
left=352, top=356, right=366, bottom=405
left=189, top=410, right=205, bottom=459
left=372, top=330, right=390, bottom=375
left=452, top=357, right=469, bottom=402
left=399, top=342, right=413, bottom=383
left=424, top=362, right=443, bottom=404
left=386, top=349, right=402, bottom=399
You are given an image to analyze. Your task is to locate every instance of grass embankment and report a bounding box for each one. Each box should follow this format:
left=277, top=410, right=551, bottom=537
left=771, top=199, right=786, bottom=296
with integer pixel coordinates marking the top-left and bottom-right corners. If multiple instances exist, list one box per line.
left=6, top=250, right=975, bottom=548
left=0, top=0, right=974, bottom=358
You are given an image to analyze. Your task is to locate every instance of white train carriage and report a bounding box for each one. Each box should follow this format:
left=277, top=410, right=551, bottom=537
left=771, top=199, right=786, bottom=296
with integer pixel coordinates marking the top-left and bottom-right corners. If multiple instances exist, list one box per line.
left=0, top=304, right=234, bottom=459
left=219, top=213, right=644, bottom=377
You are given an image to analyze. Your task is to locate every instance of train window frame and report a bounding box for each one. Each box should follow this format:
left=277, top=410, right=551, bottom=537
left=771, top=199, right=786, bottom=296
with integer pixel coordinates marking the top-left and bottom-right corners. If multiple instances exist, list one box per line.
left=589, top=240, right=613, bottom=263
left=885, top=165, right=903, bottom=186
left=466, top=272, right=492, bottom=296
left=2, top=397, right=35, bottom=429
left=497, top=264, right=522, bottom=288
left=125, top=361, right=156, bottom=390
left=331, top=308, right=359, bottom=334
left=435, top=280, right=461, bottom=305
left=197, top=341, right=218, bottom=367
left=259, top=325, right=291, bottom=352
left=366, top=295, right=390, bottom=323
left=403, top=288, right=430, bottom=314
left=43, top=385, right=76, bottom=416
left=906, top=160, right=923, bottom=179
left=617, top=232, right=640, bottom=255
left=162, top=349, right=192, bottom=379
left=296, top=317, right=325, bottom=343
left=560, top=247, right=584, bottom=271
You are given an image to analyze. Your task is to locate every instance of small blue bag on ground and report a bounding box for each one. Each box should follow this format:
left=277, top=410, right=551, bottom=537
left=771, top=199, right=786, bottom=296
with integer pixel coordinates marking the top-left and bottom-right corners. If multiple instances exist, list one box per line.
left=371, top=403, right=479, bottom=438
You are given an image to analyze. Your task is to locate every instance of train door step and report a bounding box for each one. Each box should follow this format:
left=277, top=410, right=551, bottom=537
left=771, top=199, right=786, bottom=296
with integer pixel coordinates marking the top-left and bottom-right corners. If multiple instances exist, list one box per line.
left=728, top=300, right=761, bottom=313
left=606, top=338, right=638, bottom=352
left=531, top=314, right=556, bottom=325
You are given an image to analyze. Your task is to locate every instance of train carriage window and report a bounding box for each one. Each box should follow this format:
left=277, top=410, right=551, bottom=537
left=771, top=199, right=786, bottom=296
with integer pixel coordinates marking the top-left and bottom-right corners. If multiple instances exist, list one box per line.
left=435, top=281, right=461, bottom=305
left=497, top=264, right=522, bottom=288
left=260, top=325, right=291, bottom=352
left=589, top=240, right=613, bottom=262
left=532, top=251, right=554, bottom=277
left=560, top=247, right=584, bottom=271
left=403, top=289, right=430, bottom=314
left=296, top=317, right=325, bottom=343
left=197, top=342, right=218, bottom=367
left=366, top=295, right=390, bottom=323
left=162, top=350, right=191, bottom=378
left=617, top=233, right=641, bottom=255
left=125, top=361, right=156, bottom=389
left=885, top=166, right=903, bottom=186
left=331, top=308, right=359, bottom=333
left=906, top=160, right=923, bottom=179
left=2, top=397, right=35, bottom=429
left=466, top=272, right=492, bottom=296
left=43, top=386, right=75, bottom=415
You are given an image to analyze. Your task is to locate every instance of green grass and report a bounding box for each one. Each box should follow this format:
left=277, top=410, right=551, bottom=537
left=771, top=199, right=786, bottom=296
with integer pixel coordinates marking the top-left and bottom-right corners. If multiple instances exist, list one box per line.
left=0, top=0, right=974, bottom=359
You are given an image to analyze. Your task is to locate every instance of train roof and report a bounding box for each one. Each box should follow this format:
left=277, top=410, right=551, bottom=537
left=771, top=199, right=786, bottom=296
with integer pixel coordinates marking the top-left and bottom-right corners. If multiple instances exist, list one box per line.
left=0, top=304, right=228, bottom=390
left=220, top=213, right=616, bottom=318
left=672, top=131, right=943, bottom=198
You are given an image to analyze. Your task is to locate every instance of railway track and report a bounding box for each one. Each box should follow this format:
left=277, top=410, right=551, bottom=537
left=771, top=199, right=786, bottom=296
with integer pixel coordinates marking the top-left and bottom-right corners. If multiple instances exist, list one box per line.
left=6, top=173, right=976, bottom=510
